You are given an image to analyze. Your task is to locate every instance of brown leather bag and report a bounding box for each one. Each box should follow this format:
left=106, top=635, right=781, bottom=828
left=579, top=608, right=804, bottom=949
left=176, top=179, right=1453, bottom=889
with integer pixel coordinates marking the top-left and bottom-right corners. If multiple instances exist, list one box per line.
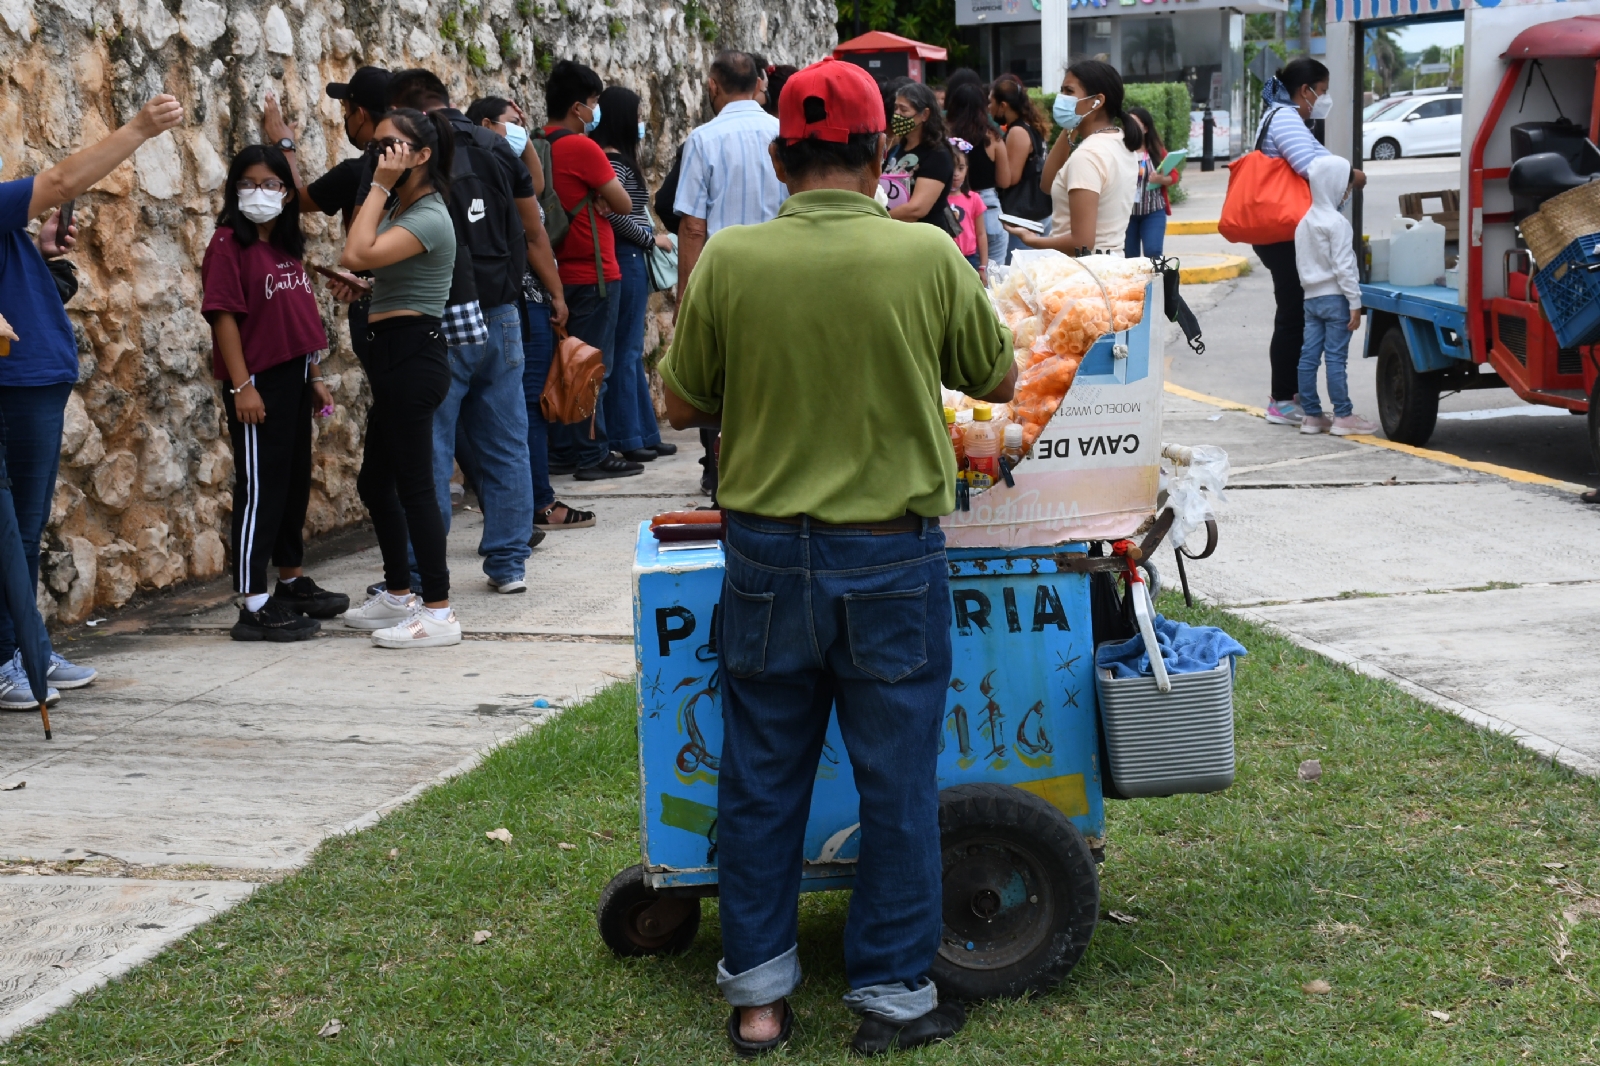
left=540, top=325, right=606, bottom=437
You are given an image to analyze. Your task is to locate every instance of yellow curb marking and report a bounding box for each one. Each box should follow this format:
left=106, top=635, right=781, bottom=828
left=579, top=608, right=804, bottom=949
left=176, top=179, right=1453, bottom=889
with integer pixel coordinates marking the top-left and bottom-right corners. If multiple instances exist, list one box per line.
left=1178, top=254, right=1249, bottom=284
left=1168, top=219, right=1220, bottom=235
left=1163, top=382, right=1588, bottom=494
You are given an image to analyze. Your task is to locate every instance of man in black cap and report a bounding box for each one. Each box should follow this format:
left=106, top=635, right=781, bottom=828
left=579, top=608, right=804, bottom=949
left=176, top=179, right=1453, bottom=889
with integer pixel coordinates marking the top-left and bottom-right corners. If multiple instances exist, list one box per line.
left=266, top=66, right=391, bottom=227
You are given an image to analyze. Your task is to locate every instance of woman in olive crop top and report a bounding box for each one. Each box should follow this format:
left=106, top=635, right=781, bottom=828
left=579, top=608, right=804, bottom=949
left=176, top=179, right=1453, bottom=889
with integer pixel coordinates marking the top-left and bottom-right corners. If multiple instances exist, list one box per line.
left=336, top=107, right=463, bottom=649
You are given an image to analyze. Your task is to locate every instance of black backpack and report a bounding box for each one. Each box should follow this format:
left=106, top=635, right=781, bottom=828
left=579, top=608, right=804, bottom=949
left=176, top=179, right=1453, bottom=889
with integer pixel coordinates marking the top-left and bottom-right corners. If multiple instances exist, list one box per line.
left=445, top=118, right=525, bottom=308
left=998, top=125, right=1054, bottom=222
left=543, top=128, right=609, bottom=298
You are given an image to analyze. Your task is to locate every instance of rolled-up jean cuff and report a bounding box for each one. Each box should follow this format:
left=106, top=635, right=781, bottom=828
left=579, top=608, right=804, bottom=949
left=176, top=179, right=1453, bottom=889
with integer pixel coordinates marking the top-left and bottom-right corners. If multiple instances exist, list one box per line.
left=717, top=945, right=801, bottom=1006
left=841, top=977, right=938, bottom=1021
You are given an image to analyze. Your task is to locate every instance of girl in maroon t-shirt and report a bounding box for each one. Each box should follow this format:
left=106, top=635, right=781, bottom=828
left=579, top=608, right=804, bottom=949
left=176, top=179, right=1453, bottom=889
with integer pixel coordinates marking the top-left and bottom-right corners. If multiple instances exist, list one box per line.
left=202, top=145, right=349, bottom=641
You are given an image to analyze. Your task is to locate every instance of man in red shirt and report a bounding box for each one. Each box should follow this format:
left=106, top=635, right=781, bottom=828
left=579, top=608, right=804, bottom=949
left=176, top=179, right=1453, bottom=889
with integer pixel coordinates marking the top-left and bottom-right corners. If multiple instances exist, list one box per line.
left=541, top=60, right=636, bottom=480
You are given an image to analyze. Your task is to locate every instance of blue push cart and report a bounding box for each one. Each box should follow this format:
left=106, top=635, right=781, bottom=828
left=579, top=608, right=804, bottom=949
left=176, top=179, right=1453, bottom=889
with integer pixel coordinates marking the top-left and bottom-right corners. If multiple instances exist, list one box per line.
left=598, top=513, right=1227, bottom=1000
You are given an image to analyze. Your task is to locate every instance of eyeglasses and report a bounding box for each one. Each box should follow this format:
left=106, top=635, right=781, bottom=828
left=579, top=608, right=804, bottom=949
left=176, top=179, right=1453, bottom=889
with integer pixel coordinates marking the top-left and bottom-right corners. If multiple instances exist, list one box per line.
left=236, top=179, right=287, bottom=193
left=375, top=137, right=419, bottom=153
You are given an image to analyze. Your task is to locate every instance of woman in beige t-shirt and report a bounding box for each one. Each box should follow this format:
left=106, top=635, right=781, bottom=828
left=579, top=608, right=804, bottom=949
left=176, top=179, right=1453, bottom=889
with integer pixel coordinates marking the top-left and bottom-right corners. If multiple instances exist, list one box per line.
left=1004, top=60, right=1141, bottom=256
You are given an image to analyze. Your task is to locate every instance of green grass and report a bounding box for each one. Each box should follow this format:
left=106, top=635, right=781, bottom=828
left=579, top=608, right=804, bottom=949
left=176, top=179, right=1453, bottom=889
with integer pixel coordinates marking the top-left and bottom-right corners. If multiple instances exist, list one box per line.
left=12, top=599, right=1600, bottom=1063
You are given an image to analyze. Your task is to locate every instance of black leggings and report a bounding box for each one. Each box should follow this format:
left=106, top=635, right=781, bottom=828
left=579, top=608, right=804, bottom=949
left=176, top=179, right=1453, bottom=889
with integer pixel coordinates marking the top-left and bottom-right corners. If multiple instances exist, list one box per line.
left=1254, top=240, right=1305, bottom=402
left=359, top=316, right=451, bottom=603
left=223, top=356, right=312, bottom=595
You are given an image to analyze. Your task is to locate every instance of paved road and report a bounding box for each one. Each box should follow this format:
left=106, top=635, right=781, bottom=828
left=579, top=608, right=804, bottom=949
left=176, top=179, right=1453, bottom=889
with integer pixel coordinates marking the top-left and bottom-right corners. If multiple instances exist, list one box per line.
left=1170, top=161, right=1598, bottom=489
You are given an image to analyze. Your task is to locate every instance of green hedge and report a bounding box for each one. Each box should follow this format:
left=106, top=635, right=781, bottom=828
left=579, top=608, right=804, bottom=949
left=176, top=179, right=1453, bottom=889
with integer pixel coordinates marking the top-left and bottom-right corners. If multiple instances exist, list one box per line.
left=1025, top=82, right=1191, bottom=160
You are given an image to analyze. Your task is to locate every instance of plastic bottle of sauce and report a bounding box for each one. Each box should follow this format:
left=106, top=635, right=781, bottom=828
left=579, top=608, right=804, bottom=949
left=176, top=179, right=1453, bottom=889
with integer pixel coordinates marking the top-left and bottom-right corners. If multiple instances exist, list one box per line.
left=954, top=408, right=974, bottom=469
left=1002, top=423, right=1025, bottom=465
left=965, top=404, right=1000, bottom=488
left=945, top=406, right=966, bottom=468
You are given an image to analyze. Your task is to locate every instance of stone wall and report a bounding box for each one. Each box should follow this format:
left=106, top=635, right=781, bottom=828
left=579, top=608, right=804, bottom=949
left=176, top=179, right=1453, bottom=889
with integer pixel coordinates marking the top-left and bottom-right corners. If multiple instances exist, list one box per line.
left=0, top=0, right=835, bottom=623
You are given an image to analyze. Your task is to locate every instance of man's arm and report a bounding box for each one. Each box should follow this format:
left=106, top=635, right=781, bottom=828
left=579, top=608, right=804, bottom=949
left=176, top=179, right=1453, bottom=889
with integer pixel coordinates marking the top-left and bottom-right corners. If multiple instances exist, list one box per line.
left=663, top=379, right=720, bottom=429
left=516, top=196, right=567, bottom=327
left=29, top=95, right=183, bottom=217
left=676, top=216, right=708, bottom=304
left=979, top=363, right=1016, bottom=404
left=263, top=92, right=321, bottom=213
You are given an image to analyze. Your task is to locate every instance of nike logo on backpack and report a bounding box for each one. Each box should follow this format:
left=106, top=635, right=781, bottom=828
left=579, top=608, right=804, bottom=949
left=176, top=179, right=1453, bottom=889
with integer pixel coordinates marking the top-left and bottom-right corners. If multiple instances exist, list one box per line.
left=468, top=198, right=485, bottom=223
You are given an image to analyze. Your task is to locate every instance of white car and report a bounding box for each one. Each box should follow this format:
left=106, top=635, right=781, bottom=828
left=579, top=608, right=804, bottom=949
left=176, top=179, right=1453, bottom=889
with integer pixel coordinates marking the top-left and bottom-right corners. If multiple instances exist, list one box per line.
left=1363, top=94, right=1463, bottom=160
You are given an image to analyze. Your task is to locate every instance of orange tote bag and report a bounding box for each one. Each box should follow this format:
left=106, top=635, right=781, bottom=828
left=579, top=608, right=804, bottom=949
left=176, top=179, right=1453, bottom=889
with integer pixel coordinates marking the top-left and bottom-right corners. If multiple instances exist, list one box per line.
left=1218, top=107, right=1312, bottom=246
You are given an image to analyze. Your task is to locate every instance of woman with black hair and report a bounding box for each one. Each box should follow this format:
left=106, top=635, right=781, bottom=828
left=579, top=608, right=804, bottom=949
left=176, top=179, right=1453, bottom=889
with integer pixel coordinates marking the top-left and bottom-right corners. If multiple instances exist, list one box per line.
left=989, top=74, right=1054, bottom=257
left=761, top=64, right=797, bottom=118
left=946, top=83, right=1011, bottom=271
left=590, top=85, right=674, bottom=464
left=336, top=108, right=463, bottom=649
left=1254, top=56, right=1367, bottom=426
left=1005, top=59, right=1140, bottom=256
left=202, top=144, right=346, bottom=642
left=886, top=81, right=956, bottom=230
left=1124, top=105, right=1181, bottom=258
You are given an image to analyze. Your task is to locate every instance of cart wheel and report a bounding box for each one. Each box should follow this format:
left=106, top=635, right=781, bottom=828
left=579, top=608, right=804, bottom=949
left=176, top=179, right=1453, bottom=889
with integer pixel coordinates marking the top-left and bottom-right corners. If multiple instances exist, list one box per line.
left=597, top=864, right=701, bottom=957
left=1587, top=378, right=1600, bottom=475
left=1376, top=325, right=1440, bottom=446
left=930, top=784, right=1099, bottom=1001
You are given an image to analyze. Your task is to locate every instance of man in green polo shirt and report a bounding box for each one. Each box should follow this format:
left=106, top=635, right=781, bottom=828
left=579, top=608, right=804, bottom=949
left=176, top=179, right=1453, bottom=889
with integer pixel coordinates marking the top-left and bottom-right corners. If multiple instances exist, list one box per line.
left=658, top=57, right=1015, bottom=1058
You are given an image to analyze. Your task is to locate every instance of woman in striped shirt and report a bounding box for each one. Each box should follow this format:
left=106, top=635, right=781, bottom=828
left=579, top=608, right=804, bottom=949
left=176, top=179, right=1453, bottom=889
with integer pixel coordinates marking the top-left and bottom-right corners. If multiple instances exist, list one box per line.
left=592, top=86, right=676, bottom=463
left=1255, top=57, right=1367, bottom=426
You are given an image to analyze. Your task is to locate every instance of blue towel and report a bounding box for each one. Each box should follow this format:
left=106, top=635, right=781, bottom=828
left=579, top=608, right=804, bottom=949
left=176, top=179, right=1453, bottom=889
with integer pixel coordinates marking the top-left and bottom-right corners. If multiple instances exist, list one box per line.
left=1095, top=614, right=1248, bottom=679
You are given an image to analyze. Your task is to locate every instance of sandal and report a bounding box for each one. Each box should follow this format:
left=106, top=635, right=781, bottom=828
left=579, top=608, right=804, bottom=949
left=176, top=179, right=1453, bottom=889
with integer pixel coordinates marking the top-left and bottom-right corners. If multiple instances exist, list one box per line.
left=727, top=999, right=791, bottom=1059
left=536, top=502, right=596, bottom=531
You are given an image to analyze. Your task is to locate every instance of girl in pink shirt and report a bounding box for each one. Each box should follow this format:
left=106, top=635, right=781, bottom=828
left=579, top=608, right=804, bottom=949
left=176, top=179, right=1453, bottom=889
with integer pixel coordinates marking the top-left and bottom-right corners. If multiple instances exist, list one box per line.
left=947, top=146, right=988, bottom=280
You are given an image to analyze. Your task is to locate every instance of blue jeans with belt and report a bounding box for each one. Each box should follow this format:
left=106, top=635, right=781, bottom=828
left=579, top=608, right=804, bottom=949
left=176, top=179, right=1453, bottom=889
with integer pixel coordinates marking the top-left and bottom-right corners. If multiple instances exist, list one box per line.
left=0, top=382, right=71, bottom=660
left=714, top=512, right=952, bottom=1022
left=603, top=243, right=663, bottom=454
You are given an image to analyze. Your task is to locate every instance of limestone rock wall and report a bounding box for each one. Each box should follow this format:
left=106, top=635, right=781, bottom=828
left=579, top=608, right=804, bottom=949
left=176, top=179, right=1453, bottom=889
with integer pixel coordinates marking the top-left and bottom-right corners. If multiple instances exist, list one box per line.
left=0, top=0, right=834, bottom=623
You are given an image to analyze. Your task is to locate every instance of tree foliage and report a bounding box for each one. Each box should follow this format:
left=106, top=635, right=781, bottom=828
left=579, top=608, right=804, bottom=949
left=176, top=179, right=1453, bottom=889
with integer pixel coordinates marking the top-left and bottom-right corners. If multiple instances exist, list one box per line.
left=835, top=0, right=969, bottom=66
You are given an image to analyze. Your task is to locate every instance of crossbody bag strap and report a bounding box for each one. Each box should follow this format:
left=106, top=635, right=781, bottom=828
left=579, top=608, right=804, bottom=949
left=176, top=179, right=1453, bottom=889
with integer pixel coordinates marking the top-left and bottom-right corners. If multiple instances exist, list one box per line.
left=565, top=190, right=607, bottom=299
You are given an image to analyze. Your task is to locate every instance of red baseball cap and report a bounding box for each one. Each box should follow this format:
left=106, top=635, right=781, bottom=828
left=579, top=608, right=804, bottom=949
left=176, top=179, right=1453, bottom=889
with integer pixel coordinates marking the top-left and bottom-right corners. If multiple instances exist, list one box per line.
left=778, top=58, right=885, bottom=144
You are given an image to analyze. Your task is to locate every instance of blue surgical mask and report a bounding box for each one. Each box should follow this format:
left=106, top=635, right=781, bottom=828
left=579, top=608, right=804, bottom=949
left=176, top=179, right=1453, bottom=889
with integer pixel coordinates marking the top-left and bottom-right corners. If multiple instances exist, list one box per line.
left=638, top=121, right=647, bottom=141
left=503, top=122, right=528, bottom=156
left=1053, top=93, right=1098, bottom=132
left=583, top=102, right=601, bottom=134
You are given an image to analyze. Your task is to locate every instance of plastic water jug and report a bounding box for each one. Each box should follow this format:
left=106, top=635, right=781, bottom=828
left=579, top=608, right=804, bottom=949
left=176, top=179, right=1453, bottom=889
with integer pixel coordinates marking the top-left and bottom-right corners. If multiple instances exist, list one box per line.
left=1389, top=216, right=1446, bottom=287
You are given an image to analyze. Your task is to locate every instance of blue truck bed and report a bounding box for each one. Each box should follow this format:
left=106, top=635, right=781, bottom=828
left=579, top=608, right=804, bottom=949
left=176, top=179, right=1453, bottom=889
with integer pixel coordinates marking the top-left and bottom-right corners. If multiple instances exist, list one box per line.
left=1359, top=282, right=1470, bottom=370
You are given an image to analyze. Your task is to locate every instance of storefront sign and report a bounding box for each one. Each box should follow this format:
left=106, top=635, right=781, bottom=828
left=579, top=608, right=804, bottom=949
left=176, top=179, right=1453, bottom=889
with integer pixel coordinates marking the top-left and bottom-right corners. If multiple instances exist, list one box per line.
left=960, top=0, right=1282, bottom=21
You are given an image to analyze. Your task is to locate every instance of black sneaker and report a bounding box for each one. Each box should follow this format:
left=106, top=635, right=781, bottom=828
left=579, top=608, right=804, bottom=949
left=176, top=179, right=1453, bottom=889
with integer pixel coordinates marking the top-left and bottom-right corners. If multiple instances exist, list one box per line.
left=574, top=455, right=644, bottom=481
left=548, top=460, right=579, bottom=475
left=850, top=1001, right=965, bottom=1057
left=649, top=441, right=679, bottom=456
left=621, top=448, right=658, bottom=462
left=273, top=576, right=351, bottom=619
left=529, top=527, right=547, bottom=549
left=231, top=599, right=322, bottom=643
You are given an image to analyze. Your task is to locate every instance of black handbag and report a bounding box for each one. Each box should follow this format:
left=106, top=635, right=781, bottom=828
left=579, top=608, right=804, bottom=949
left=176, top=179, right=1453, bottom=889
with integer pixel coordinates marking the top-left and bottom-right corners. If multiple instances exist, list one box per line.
left=998, top=125, right=1053, bottom=221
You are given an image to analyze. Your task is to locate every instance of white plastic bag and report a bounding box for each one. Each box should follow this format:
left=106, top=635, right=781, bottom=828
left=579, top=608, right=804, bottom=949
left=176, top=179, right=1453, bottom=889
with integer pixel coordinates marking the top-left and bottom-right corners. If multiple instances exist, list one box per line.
left=1160, top=444, right=1229, bottom=550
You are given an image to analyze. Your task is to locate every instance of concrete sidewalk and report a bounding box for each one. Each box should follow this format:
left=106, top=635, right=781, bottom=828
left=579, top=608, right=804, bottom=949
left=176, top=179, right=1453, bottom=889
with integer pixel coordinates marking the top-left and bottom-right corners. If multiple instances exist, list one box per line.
left=0, top=431, right=706, bottom=1038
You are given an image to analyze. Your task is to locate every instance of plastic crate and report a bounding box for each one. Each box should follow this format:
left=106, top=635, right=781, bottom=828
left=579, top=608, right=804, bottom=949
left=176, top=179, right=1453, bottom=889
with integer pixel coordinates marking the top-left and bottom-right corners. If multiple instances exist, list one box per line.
left=1535, top=232, right=1600, bottom=349
left=1095, top=653, right=1236, bottom=799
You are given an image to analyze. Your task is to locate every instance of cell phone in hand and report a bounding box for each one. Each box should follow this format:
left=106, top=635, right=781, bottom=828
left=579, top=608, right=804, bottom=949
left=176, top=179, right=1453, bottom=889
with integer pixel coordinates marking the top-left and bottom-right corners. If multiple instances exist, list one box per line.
left=58, top=199, right=75, bottom=233
left=311, top=264, right=372, bottom=292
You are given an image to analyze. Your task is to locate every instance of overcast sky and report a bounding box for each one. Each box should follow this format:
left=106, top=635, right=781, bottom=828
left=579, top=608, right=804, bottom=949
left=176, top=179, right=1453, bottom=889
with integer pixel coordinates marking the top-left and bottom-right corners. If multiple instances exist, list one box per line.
left=1391, top=20, right=1465, bottom=54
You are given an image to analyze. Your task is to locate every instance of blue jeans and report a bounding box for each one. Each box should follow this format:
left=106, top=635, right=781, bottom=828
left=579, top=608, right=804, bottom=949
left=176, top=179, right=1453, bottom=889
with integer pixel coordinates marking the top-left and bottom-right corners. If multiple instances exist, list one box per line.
left=715, top=512, right=952, bottom=1022
left=1124, top=211, right=1167, bottom=258
left=1299, top=294, right=1355, bottom=418
left=548, top=282, right=619, bottom=470
left=519, top=298, right=556, bottom=515
left=426, top=303, right=533, bottom=585
left=603, top=244, right=662, bottom=453
left=979, top=188, right=1006, bottom=269
left=0, top=383, right=70, bottom=660
left=1006, top=215, right=1052, bottom=263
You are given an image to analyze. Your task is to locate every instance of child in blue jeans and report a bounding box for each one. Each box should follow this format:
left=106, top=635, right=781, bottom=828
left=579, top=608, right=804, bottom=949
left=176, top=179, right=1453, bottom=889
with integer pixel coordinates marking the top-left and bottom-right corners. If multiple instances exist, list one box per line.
left=1295, top=155, right=1377, bottom=436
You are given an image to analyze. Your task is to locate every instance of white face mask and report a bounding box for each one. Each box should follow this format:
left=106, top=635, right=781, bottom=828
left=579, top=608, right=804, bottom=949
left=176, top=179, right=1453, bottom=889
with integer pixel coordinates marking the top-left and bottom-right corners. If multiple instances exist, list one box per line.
left=1308, top=89, right=1334, bottom=121
left=503, top=122, right=529, bottom=156
left=238, top=187, right=285, bottom=224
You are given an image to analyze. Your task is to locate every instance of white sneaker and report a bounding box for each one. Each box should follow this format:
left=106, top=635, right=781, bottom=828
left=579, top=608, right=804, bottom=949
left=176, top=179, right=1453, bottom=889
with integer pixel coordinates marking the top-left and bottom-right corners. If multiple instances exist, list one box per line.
left=491, top=578, right=527, bottom=594
left=1330, top=414, right=1380, bottom=437
left=372, top=603, right=462, bottom=649
left=342, top=591, right=416, bottom=631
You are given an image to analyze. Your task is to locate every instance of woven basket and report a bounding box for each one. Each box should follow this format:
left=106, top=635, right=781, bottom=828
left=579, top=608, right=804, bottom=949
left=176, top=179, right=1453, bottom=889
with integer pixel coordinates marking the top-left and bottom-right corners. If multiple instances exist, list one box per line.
left=1522, top=181, right=1600, bottom=268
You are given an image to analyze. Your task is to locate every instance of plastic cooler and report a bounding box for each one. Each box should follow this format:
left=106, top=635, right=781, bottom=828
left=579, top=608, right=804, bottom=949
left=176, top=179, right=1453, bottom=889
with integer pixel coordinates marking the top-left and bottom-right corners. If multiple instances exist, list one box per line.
left=1094, top=649, right=1236, bottom=799
left=630, top=524, right=1107, bottom=890
left=1535, top=232, right=1600, bottom=349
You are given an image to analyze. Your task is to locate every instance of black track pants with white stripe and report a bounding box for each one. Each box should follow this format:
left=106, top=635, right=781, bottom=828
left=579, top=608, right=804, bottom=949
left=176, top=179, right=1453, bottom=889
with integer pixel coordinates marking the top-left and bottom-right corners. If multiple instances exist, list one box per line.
left=223, top=356, right=313, bottom=596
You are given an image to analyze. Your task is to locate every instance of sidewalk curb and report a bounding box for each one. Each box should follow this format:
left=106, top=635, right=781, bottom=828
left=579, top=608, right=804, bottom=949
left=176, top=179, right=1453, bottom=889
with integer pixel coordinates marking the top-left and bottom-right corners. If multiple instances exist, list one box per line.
left=1169, top=219, right=1220, bottom=235
left=1163, top=382, right=1588, bottom=494
left=1177, top=254, right=1248, bottom=284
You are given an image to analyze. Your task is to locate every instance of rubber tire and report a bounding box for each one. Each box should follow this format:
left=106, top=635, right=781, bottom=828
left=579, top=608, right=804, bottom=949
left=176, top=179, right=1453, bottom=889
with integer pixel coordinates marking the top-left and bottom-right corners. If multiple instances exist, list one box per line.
left=929, top=783, right=1099, bottom=1001
left=1376, top=325, right=1440, bottom=446
left=1588, top=377, right=1600, bottom=476
left=1372, top=138, right=1400, bottom=161
left=597, top=864, right=701, bottom=957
